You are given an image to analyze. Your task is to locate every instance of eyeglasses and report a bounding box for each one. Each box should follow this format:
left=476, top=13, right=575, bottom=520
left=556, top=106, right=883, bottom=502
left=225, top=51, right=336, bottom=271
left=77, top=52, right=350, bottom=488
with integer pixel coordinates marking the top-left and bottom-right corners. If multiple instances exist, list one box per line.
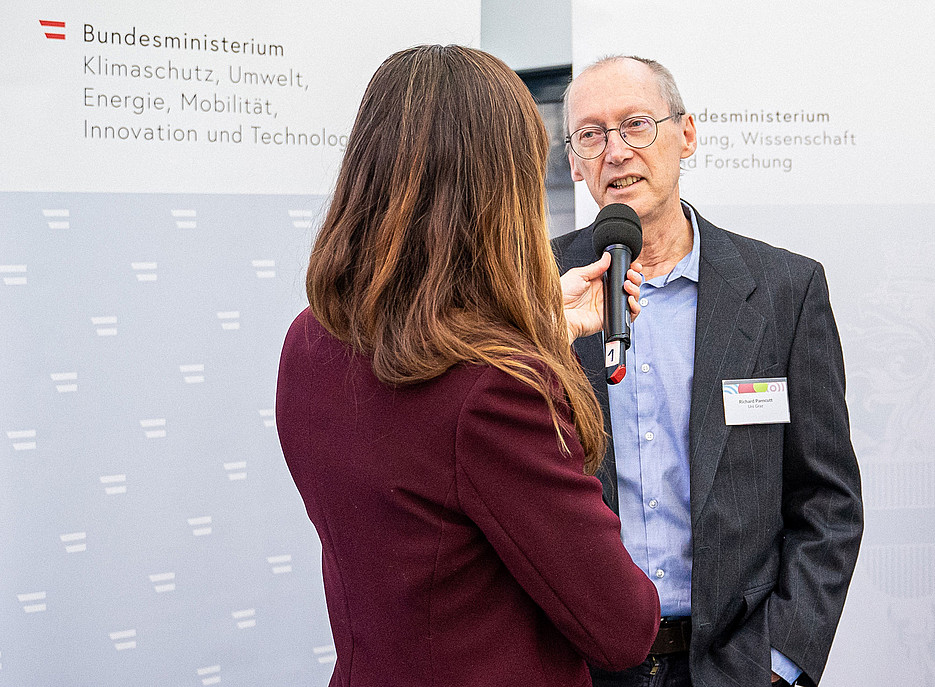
left=565, top=113, right=684, bottom=159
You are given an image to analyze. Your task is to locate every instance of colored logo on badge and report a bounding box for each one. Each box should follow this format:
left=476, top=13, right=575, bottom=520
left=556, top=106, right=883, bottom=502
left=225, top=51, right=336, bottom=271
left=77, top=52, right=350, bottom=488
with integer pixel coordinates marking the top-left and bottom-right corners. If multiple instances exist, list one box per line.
left=723, top=380, right=786, bottom=394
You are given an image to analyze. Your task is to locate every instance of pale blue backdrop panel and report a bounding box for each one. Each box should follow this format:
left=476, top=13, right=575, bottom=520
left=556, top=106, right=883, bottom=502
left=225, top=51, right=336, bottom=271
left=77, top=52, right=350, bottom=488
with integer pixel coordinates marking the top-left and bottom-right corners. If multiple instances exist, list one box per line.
left=0, top=191, right=333, bottom=686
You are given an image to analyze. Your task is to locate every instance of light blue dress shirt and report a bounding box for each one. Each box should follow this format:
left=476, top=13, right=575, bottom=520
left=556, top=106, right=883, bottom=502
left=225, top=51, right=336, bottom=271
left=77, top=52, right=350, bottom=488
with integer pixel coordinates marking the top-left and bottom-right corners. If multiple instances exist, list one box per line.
left=606, top=203, right=801, bottom=684
left=608, top=204, right=699, bottom=619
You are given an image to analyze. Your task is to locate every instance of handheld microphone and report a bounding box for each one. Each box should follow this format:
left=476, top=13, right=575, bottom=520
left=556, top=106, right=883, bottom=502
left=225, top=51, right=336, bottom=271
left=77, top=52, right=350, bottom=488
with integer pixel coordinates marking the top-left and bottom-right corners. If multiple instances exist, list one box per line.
left=592, top=203, right=642, bottom=385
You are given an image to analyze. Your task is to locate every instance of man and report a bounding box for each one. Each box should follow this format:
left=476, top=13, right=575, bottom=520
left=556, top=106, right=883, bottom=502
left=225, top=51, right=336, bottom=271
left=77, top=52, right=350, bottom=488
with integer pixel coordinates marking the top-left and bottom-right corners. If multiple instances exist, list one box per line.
left=552, top=56, right=863, bottom=687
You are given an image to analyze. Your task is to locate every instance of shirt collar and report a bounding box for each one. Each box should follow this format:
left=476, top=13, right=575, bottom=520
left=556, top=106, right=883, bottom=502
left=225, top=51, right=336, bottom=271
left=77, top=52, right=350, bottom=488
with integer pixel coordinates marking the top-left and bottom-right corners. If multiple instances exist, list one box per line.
left=646, top=201, right=701, bottom=287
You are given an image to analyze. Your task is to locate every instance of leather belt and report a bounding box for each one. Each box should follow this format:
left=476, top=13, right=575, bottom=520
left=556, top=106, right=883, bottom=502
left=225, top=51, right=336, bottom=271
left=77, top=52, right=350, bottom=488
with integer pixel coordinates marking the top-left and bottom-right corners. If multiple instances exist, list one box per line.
left=650, top=616, right=691, bottom=655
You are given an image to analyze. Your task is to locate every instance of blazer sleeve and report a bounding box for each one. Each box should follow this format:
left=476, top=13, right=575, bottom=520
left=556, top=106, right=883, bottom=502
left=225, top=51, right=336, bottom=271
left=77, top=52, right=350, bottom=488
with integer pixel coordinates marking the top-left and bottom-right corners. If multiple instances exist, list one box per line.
left=454, top=366, right=660, bottom=671
left=769, top=263, right=864, bottom=685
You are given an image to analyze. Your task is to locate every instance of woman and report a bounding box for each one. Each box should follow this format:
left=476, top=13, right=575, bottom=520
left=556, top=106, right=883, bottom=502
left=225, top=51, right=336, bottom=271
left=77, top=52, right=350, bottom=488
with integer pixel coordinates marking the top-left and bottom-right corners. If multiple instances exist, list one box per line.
left=276, top=45, right=658, bottom=686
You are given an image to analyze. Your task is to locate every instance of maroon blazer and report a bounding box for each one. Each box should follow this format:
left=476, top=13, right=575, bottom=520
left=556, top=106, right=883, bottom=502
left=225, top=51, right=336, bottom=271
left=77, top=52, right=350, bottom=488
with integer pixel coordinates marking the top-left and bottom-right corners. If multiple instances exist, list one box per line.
left=276, top=308, right=660, bottom=686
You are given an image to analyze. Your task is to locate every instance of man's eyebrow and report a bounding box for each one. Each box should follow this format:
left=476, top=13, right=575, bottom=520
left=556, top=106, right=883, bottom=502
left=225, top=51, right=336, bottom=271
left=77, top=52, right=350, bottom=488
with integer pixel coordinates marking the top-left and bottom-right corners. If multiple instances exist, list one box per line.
left=571, top=113, right=645, bottom=130
left=571, top=106, right=652, bottom=126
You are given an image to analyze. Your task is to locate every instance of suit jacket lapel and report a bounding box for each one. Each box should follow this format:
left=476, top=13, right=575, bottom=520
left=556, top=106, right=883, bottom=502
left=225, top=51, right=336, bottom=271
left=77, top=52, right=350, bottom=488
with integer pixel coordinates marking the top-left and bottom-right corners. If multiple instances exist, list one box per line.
left=689, top=210, right=765, bottom=524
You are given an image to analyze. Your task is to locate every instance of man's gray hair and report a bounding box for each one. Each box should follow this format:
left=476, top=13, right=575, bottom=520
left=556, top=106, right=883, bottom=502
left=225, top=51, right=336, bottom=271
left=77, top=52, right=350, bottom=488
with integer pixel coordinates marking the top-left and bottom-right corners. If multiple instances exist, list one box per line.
left=562, top=56, right=686, bottom=136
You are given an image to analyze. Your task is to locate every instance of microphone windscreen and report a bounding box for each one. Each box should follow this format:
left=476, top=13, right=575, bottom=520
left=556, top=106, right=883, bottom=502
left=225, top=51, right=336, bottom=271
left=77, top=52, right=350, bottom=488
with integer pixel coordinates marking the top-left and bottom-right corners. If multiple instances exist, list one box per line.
left=592, top=203, right=643, bottom=259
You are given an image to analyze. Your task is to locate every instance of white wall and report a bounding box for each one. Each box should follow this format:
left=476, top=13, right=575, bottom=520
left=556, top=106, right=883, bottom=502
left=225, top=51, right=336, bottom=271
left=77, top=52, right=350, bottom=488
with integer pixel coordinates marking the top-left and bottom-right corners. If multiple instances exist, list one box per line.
left=481, top=0, right=571, bottom=69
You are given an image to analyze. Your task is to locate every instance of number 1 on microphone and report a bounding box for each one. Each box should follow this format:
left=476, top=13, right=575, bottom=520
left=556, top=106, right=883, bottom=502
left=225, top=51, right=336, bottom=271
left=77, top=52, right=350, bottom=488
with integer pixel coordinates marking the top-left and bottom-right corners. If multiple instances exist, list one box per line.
left=605, top=340, right=627, bottom=384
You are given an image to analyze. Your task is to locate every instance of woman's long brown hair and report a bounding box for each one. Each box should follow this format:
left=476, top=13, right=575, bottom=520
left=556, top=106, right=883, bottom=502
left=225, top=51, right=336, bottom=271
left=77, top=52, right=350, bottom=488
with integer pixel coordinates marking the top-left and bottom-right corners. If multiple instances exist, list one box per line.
left=306, top=45, right=606, bottom=472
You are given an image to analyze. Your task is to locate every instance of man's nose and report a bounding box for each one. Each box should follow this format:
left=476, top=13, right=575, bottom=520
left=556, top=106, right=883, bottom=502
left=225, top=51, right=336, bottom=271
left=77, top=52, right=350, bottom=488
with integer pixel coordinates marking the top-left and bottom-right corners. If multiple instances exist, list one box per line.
left=603, top=128, right=632, bottom=164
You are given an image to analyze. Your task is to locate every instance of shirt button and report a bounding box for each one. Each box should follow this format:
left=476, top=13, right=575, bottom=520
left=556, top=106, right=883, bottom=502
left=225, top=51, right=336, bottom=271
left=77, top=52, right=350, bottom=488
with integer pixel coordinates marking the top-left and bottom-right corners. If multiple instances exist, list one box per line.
left=645, top=431, right=655, bottom=441
left=655, top=569, right=665, bottom=579
left=648, top=499, right=658, bottom=509
left=639, top=297, right=649, bottom=307
left=641, top=363, right=650, bottom=373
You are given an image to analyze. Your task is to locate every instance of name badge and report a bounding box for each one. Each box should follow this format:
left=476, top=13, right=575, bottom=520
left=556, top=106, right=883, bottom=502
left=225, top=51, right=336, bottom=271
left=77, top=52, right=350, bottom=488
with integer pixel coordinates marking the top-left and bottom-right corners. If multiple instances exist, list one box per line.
left=722, top=377, right=790, bottom=425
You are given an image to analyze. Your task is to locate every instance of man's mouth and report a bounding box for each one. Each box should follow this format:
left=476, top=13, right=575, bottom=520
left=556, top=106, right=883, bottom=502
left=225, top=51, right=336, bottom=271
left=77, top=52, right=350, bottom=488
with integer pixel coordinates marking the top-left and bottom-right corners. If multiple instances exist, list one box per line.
left=610, top=176, right=642, bottom=189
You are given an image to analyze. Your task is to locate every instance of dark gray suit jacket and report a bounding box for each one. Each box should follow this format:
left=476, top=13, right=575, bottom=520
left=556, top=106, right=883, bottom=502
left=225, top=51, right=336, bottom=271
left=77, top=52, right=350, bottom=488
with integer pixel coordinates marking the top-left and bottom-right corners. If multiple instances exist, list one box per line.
left=552, top=204, right=863, bottom=686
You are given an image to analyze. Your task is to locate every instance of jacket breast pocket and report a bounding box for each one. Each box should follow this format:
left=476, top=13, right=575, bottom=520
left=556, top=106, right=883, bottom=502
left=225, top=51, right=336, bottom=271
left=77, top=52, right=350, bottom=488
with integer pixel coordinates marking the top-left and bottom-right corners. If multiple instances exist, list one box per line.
left=750, top=361, right=780, bottom=378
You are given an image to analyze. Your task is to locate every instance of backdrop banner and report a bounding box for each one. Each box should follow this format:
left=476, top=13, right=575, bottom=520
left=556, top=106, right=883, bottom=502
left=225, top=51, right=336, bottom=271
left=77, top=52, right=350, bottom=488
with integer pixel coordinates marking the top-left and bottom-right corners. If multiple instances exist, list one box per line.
left=571, top=1, right=935, bottom=683
left=0, top=3, right=479, bottom=684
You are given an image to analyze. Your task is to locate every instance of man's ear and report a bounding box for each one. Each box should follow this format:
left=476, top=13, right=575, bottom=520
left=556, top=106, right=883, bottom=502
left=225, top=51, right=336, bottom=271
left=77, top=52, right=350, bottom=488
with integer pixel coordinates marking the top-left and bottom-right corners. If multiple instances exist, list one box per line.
left=569, top=150, right=585, bottom=182
left=680, top=114, right=697, bottom=159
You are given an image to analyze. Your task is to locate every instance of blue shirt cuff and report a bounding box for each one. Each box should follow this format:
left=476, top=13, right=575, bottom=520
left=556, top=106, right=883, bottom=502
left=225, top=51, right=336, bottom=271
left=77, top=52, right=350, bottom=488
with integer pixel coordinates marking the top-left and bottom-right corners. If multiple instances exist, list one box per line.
left=770, top=647, right=802, bottom=684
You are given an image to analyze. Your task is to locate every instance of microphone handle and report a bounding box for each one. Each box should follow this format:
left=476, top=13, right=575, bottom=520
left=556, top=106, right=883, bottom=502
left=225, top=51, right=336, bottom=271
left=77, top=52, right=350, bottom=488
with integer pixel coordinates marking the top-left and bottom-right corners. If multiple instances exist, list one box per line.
left=603, top=244, right=632, bottom=385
